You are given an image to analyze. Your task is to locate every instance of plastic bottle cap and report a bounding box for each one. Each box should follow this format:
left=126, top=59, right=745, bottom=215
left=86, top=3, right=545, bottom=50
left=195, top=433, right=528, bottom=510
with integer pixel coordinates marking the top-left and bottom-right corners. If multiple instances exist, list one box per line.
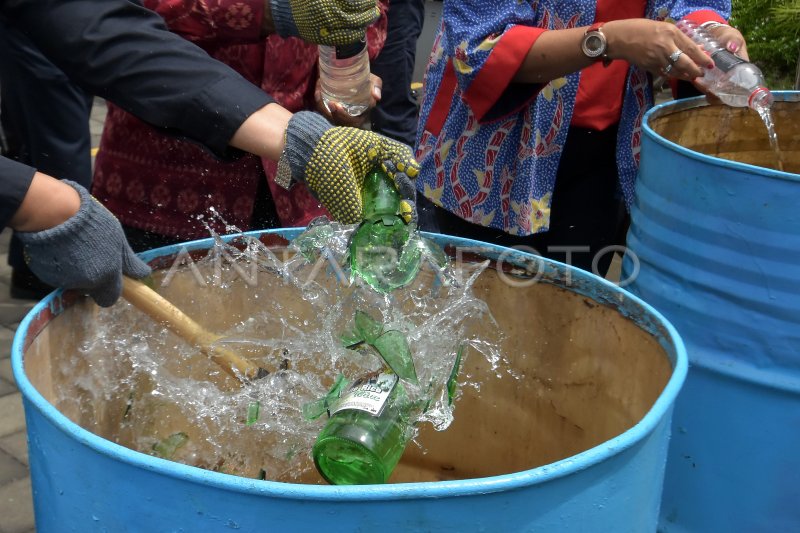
left=335, top=38, right=367, bottom=60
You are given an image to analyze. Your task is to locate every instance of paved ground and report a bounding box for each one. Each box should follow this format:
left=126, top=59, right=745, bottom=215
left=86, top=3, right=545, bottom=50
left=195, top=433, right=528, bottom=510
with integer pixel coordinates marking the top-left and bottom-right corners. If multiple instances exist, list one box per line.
left=0, top=226, right=38, bottom=533
left=0, top=96, right=106, bottom=533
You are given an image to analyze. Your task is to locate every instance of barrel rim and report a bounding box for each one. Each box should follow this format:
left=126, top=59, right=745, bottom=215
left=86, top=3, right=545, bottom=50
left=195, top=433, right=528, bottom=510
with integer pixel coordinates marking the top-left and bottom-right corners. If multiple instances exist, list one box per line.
left=11, top=229, right=687, bottom=502
left=643, top=91, right=800, bottom=181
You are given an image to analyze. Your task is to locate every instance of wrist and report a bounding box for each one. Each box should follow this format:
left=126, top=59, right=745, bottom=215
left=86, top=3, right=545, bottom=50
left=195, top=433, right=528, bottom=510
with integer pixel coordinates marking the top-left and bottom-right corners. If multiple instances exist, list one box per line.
left=601, top=20, right=623, bottom=61
left=10, top=173, right=81, bottom=232
left=581, top=22, right=612, bottom=67
left=230, top=102, right=292, bottom=160
left=278, top=111, right=333, bottom=188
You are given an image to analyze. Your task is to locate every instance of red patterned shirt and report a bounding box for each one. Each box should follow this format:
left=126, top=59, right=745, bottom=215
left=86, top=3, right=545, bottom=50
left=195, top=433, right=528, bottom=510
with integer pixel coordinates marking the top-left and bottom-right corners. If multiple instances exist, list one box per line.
left=93, top=0, right=388, bottom=237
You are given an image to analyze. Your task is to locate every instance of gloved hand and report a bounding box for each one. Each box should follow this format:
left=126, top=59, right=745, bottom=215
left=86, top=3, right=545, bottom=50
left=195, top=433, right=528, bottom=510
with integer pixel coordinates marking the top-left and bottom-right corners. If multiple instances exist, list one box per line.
left=269, top=0, right=379, bottom=46
left=16, top=181, right=152, bottom=307
left=278, top=111, right=419, bottom=224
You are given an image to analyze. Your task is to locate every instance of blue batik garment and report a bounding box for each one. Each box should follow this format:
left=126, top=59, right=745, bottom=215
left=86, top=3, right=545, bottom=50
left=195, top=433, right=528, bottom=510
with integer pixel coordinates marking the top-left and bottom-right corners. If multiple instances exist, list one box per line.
left=415, top=0, right=730, bottom=236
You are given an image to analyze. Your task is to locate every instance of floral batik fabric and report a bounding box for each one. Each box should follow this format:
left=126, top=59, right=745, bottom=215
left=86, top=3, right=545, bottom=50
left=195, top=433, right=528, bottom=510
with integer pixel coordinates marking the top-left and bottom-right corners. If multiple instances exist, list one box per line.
left=415, top=0, right=730, bottom=236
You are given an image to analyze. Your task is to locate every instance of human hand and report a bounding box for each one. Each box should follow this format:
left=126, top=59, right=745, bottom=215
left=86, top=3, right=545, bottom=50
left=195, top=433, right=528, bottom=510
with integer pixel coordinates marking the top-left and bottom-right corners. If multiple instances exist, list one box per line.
left=706, top=23, right=749, bottom=61
left=269, top=0, right=379, bottom=46
left=603, top=19, right=713, bottom=81
left=16, top=181, right=152, bottom=307
left=315, top=74, right=382, bottom=128
left=686, top=23, right=749, bottom=104
left=278, top=111, right=419, bottom=224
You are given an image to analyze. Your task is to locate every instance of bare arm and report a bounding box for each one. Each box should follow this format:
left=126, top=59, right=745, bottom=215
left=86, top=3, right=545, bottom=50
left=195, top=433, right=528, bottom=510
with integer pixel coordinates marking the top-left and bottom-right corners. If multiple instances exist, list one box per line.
left=228, top=102, right=293, bottom=161
left=9, top=173, right=80, bottom=232
left=513, top=19, right=713, bottom=84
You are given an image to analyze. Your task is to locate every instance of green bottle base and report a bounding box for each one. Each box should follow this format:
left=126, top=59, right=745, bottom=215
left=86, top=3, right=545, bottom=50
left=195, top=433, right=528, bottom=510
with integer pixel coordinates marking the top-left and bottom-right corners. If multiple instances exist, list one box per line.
left=313, top=434, right=390, bottom=485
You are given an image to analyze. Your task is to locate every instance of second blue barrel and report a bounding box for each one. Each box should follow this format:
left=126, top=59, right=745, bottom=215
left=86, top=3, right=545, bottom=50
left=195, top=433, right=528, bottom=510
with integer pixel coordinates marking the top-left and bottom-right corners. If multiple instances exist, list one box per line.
left=624, top=92, right=800, bottom=531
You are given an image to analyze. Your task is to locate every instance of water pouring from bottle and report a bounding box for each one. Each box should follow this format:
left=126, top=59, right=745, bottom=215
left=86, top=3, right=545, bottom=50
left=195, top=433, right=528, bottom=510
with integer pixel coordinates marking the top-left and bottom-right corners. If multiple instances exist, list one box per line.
left=677, top=19, right=784, bottom=172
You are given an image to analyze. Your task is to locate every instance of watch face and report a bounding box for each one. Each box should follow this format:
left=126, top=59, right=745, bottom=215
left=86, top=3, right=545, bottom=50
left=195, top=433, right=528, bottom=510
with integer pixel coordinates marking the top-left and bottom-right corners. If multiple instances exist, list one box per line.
left=586, top=35, right=603, bottom=53
left=582, top=30, right=606, bottom=58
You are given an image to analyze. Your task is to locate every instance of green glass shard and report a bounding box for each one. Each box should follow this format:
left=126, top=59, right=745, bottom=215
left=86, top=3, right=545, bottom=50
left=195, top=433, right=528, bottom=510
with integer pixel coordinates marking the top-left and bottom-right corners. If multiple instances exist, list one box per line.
left=447, top=345, right=465, bottom=406
left=340, top=328, right=364, bottom=348
left=303, top=399, right=327, bottom=420
left=303, top=374, right=349, bottom=420
left=373, top=330, right=417, bottom=384
left=152, top=432, right=189, bottom=460
left=354, top=310, right=383, bottom=345
left=246, top=401, right=260, bottom=426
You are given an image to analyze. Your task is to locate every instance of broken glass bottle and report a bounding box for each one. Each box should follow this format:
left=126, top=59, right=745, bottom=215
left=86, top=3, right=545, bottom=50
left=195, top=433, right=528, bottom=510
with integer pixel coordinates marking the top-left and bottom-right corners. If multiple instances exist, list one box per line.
left=349, top=168, right=423, bottom=292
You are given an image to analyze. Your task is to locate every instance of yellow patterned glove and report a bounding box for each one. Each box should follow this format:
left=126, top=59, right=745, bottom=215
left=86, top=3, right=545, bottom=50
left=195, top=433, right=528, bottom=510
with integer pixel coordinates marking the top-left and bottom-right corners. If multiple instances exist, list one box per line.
left=277, top=111, right=419, bottom=224
left=269, top=0, right=379, bottom=46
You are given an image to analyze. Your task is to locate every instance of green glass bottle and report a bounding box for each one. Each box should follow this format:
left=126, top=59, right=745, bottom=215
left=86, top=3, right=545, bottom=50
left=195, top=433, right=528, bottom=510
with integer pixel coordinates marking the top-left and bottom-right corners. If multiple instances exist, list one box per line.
left=349, top=168, right=422, bottom=292
left=309, top=311, right=462, bottom=485
left=312, top=371, right=412, bottom=485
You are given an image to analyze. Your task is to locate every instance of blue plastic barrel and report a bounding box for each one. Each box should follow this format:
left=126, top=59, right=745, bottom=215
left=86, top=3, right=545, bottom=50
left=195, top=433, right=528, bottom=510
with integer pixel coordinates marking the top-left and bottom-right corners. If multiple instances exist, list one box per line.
left=14, top=230, right=687, bottom=532
left=624, top=92, right=800, bottom=532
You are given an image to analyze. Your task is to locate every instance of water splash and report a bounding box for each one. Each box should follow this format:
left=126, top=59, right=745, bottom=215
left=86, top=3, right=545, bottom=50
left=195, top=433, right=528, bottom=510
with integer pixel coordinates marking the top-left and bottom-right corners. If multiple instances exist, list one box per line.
left=65, top=217, right=506, bottom=482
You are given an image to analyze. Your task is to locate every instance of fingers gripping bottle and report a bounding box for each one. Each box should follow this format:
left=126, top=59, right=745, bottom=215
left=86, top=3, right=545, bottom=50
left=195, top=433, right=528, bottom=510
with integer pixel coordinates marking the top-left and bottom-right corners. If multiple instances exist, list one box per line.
left=318, top=33, right=372, bottom=117
left=676, top=19, right=773, bottom=110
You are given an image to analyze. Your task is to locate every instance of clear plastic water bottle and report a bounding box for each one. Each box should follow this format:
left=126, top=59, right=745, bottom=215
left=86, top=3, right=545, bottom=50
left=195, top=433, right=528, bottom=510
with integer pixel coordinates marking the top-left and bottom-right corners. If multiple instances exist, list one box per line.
left=676, top=19, right=773, bottom=110
left=318, top=38, right=372, bottom=117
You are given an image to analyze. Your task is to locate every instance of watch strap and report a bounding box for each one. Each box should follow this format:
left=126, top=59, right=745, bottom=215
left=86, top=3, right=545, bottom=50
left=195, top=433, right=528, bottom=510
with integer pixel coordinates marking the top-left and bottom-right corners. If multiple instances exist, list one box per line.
left=586, top=22, right=605, bottom=34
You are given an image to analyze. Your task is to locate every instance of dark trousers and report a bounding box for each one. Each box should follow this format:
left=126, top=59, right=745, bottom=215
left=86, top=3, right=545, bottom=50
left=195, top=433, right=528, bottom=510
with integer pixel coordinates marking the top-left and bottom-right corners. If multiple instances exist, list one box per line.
left=0, top=22, right=94, bottom=268
left=419, top=126, right=628, bottom=277
left=370, top=0, right=426, bottom=146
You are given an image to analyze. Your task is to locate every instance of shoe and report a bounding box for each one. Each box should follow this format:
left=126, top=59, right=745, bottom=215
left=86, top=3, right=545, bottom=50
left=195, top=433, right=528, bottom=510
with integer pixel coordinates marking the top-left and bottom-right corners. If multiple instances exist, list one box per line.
left=10, top=266, right=54, bottom=300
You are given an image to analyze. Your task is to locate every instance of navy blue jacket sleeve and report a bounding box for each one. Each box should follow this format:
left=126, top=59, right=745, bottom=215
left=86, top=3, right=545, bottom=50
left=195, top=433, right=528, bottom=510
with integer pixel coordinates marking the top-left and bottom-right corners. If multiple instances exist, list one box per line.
left=0, top=157, right=36, bottom=229
left=0, top=0, right=273, bottom=158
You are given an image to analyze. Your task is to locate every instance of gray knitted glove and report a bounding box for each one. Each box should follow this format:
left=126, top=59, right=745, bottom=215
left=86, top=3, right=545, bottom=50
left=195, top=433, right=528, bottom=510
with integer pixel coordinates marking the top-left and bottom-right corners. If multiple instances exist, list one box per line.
left=16, top=181, right=151, bottom=307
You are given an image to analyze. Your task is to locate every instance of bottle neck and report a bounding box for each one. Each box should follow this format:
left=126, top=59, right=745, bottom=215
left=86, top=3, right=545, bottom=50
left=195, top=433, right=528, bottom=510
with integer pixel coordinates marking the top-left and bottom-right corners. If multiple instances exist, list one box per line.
left=748, top=87, right=774, bottom=110
left=361, top=169, right=401, bottom=221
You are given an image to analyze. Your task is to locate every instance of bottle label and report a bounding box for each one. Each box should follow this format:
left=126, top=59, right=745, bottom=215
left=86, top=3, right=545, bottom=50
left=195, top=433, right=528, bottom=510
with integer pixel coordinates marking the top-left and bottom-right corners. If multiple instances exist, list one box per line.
left=331, top=372, right=398, bottom=417
left=711, top=49, right=746, bottom=73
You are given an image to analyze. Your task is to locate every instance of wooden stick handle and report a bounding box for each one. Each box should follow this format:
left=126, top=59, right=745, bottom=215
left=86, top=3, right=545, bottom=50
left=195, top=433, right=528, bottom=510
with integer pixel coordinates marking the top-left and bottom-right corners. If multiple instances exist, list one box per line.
left=121, top=277, right=264, bottom=382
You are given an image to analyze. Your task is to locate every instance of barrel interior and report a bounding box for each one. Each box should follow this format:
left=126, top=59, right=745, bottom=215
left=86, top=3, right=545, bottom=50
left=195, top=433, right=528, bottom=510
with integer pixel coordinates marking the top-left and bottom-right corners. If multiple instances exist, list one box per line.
left=649, top=100, right=800, bottom=174
left=23, top=252, right=672, bottom=484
